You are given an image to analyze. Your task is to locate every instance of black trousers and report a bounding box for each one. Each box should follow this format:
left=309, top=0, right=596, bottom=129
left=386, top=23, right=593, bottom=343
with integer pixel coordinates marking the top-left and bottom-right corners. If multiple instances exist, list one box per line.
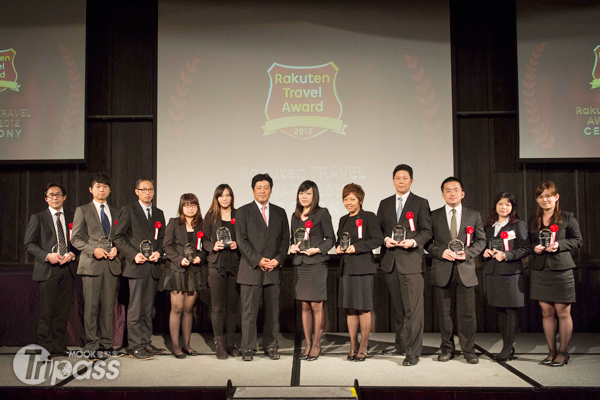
left=240, top=283, right=279, bottom=351
left=37, top=265, right=73, bottom=354
left=434, top=264, right=477, bottom=355
left=208, top=268, right=239, bottom=337
left=127, top=273, right=158, bottom=350
left=385, top=266, right=424, bottom=357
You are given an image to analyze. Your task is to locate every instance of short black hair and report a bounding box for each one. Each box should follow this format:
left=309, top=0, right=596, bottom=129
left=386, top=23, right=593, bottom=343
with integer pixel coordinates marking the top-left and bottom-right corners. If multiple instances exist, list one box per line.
left=89, top=173, right=111, bottom=189
left=393, top=164, right=413, bottom=179
left=135, top=177, right=154, bottom=188
left=45, top=182, right=66, bottom=197
left=441, top=176, right=463, bottom=192
left=251, top=173, right=273, bottom=189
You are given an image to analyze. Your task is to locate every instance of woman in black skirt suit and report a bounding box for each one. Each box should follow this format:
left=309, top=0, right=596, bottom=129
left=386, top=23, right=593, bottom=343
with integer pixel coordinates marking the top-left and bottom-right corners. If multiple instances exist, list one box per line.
left=290, top=180, right=335, bottom=361
left=529, top=182, right=583, bottom=367
left=335, top=183, right=382, bottom=362
left=203, top=184, right=241, bottom=359
left=482, top=192, right=530, bottom=362
left=162, top=193, right=206, bottom=358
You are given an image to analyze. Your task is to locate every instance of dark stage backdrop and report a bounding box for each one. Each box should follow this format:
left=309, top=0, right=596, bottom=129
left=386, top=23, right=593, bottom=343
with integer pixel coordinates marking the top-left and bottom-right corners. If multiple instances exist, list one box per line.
left=0, top=0, right=599, bottom=347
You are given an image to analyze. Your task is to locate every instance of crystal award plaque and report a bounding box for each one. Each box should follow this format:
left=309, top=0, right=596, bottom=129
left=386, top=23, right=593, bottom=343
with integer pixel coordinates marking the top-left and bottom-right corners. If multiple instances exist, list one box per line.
left=340, top=232, right=351, bottom=252
left=294, top=228, right=309, bottom=252
left=98, top=236, right=113, bottom=252
left=539, top=229, right=552, bottom=248
left=216, top=226, right=232, bottom=248
left=139, top=240, right=154, bottom=258
left=489, top=238, right=503, bottom=252
left=392, top=225, right=406, bottom=242
left=184, top=243, right=195, bottom=263
left=448, top=239, right=465, bottom=253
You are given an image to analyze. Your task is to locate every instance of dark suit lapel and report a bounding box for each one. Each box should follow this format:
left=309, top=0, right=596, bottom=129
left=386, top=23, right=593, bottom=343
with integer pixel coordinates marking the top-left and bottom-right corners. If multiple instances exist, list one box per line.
left=438, top=209, right=451, bottom=242
left=251, top=203, right=268, bottom=232
left=43, top=209, right=59, bottom=247
left=458, top=207, right=469, bottom=241
left=87, top=202, right=103, bottom=234
left=134, top=202, right=152, bottom=232
left=399, top=193, right=414, bottom=224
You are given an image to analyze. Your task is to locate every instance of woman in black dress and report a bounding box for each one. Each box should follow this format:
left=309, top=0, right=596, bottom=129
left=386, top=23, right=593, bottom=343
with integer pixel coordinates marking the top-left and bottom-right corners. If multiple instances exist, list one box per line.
left=203, top=184, right=241, bottom=359
left=290, top=180, right=335, bottom=361
left=482, top=192, right=530, bottom=362
left=162, top=193, right=206, bottom=358
left=335, top=183, right=382, bottom=362
left=529, top=182, right=583, bottom=367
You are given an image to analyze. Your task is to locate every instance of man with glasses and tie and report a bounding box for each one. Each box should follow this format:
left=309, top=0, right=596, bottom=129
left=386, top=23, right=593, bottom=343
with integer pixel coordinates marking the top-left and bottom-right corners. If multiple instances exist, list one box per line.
left=114, top=178, right=166, bottom=360
left=71, top=174, right=122, bottom=360
left=376, top=164, right=432, bottom=366
left=426, top=177, right=485, bottom=364
left=25, top=183, right=78, bottom=360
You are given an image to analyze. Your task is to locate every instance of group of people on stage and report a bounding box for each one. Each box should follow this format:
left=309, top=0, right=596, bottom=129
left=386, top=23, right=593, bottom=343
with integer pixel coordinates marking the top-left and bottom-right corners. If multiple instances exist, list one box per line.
left=24, top=165, right=582, bottom=368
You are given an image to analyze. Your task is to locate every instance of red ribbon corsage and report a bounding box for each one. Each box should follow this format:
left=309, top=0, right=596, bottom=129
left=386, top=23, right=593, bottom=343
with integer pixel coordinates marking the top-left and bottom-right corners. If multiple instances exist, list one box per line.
left=550, top=225, right=559, bottom=232
left=68, top=223, right=73, bottom=241
left=196, top=231, right=204, bottom=250
left=406, top=212, right=415, bottom=231
left=549, top=224, right=559, bottom=246
left=500, top=231, right=508, bottom=239
left=466, top=226, right=474, bottom=247
left=114, top=220, right=118, bottom=225
left=154, top=221, right=162, bottom=240
left=305, top=221, right=313, bottom=228
left=304, top=221, right=313, bottom=240
left=356, top=219, right=363, bottom=239
left=231, top=218, right=235, bottom=225
left=500, top=231, right=510, bottom=251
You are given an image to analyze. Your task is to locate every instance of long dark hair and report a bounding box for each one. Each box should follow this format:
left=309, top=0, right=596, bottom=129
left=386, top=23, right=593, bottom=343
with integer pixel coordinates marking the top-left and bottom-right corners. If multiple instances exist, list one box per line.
left=531, top=181, right=563, bottom=232
left=293, top=180, right=321, bottom=219
left=485, top=192, right=520, bottom=227
left=207, top=184, right=235, bottom=225
left=177, top=193, right=203, bottom=227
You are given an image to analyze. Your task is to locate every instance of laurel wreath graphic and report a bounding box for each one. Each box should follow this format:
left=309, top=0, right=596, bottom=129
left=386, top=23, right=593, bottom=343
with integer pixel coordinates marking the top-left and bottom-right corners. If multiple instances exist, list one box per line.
left=165, top=58, right=199, bottom=161
left=523, top=43, right=554, bottom=149
left=58, top=45, right=83, bottom=152
left=404, top=55, right=443, bottom=162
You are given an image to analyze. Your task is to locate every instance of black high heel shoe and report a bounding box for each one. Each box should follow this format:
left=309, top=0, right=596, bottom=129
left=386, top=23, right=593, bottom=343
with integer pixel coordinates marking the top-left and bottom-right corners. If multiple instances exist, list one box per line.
left=299, top=347, right=311, bottom=360
left=182, top=348, right=199, bottom=356
left=347, top=350, right=358, bottom=361
left=495, top=347, right=515, bottom=362
left=307, top=348, right=321, bottom=361
left=550, top=352, right=570, bottom=367
left=541, top=352, right=556, bottom=365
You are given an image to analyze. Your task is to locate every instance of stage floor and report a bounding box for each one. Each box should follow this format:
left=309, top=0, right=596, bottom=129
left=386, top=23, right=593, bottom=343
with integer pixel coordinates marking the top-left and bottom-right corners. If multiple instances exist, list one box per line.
left=1, top=333, right=599, bottom=390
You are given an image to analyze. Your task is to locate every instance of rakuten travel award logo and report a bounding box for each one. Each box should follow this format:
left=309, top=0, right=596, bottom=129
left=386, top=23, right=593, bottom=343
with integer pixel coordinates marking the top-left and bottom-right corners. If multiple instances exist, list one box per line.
left=262, top=62, right=347, bottom=140
left=591, top=45, right=600, bottom=90
left=0, top=48, right=20, bottom=93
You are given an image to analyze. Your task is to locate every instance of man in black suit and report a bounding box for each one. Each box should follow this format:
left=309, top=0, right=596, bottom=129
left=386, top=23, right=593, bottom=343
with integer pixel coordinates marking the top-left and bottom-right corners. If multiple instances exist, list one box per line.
left=236, top=173, right=290, bottom=361
left=71, top=174, right=122, bottom=360
left=377, top=164, right=432, bottom=366
left=114, top=178, right=166, bottom=360
left=24, top=183, right=78, bottom=359
left=426, top=177, right=486, bottom=364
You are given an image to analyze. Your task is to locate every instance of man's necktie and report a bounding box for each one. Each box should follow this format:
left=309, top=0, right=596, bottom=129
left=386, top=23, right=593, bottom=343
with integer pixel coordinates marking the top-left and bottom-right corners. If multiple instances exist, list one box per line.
left=55, top=212, right=67, bottom=255
left=396, top=197, right=403, bottom=223
left=261, top=206, right=268, bottom=227
left=450, top=208, right=458, bottom=240
left=100, top=204, right=111, bottom=236
left=146, top=207, right=151, bottom=220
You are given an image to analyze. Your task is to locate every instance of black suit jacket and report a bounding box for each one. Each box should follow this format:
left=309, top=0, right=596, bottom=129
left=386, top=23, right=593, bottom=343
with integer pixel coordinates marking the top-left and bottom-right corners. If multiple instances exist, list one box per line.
left=290, top=207, right=335, bottom=265
left=528, top=211, right=583, bottom=271
left=24, top=208, right=78, bottom=281
left=202, top=209, right=240, bottom=266
left=483, top=219, right=530, bottom=275
left=426, top=205, right=486, bottom=287
left=163, top=217, right=206, bottom=274
left=235, top=201, right=290, bottom=285
left=377, top=193, right=433, bottom=274
left=113, top=202, right=166, bottom=279
left=336, top=209, right=382, bottom=275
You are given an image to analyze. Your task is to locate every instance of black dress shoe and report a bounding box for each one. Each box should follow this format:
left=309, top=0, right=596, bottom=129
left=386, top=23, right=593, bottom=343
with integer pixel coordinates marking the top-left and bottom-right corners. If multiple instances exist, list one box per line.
left=182, top=348, right=200, bottom=356
left=88, top=351, right=110, bottom=361
left=541, top=353, right=556, bottom=365
left=242, top=350, right=253, bottom=361
left=306, top=348, right=321, bottom=361
left=99, top=347, right=124, bottom=357
left=437, top=351, right=454, bottom=362
left=550, top=352, right=570, bottom=367
left=265, top=348, right=280, bottom=360
left=403, top=355, right=419, bottom=366
left=354, top=351, right=368, bottom=362
left=172, top=352, right=187, bottom=359
left=129, top=349, right=154, bottom=360
left=145, top=344, right=167, bottom=355
left=347, top=350, right=358, bottom=361
left=465, top=353, right=479, bottom=364
left=495, top=347, right=515, bottom=362
left=382, top=347, right=405, bottom=356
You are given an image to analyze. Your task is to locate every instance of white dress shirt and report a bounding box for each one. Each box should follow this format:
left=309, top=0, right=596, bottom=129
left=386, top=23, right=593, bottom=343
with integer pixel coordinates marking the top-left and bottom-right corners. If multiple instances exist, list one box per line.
left=139, top=200, right=152, bottom=219
left=445, top=203, right=463, bottom=235
left=93, top=199, right=112, bottom=223
left=255, top=200, right=269, bottom=226
left=49, top=206, right=67, bottom=248
left=493, top=218, right=509, bottom=237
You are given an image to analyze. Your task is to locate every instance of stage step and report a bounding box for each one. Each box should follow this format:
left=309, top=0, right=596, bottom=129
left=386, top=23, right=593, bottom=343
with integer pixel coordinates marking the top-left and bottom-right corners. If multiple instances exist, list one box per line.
left=230, top=386, right=357, bottom=399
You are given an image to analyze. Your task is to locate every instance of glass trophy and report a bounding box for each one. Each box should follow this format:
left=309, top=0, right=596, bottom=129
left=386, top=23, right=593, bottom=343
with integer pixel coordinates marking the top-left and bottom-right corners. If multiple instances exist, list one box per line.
left=340, top=232, right=351, bottom=252
left=98, top=236, right=113, bottom=252
left=216, top=227, right=232, bottom=248
left=139, top=240, right=154, bottom=258
left=489, top=238, right=503, bottom=252
left=294, top=229, right=309, bottom=252
left=51, top=245, right=61, bottom=255
left=539, top=229, right=552, bottom=248
left=448, top=239, right=465, bottom=253
left=184, top=243, right=195, bottom=263
left=392, top=225, right=406, bottom=242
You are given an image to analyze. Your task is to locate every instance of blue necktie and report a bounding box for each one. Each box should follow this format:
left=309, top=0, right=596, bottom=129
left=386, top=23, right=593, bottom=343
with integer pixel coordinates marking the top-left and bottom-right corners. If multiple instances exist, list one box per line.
left=396, top=197, right=403, bottom=223
left=100, top=204, right=111, bottom=236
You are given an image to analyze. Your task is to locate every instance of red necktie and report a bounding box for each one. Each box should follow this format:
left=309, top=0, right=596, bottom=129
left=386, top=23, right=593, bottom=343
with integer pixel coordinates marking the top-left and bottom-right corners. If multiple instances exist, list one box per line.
left=261, top=206, right=268, bottom=226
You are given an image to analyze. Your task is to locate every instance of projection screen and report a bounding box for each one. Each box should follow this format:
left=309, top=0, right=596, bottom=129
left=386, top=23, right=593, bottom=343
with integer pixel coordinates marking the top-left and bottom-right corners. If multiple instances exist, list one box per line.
left=158, top=0, right=453, bottom=233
